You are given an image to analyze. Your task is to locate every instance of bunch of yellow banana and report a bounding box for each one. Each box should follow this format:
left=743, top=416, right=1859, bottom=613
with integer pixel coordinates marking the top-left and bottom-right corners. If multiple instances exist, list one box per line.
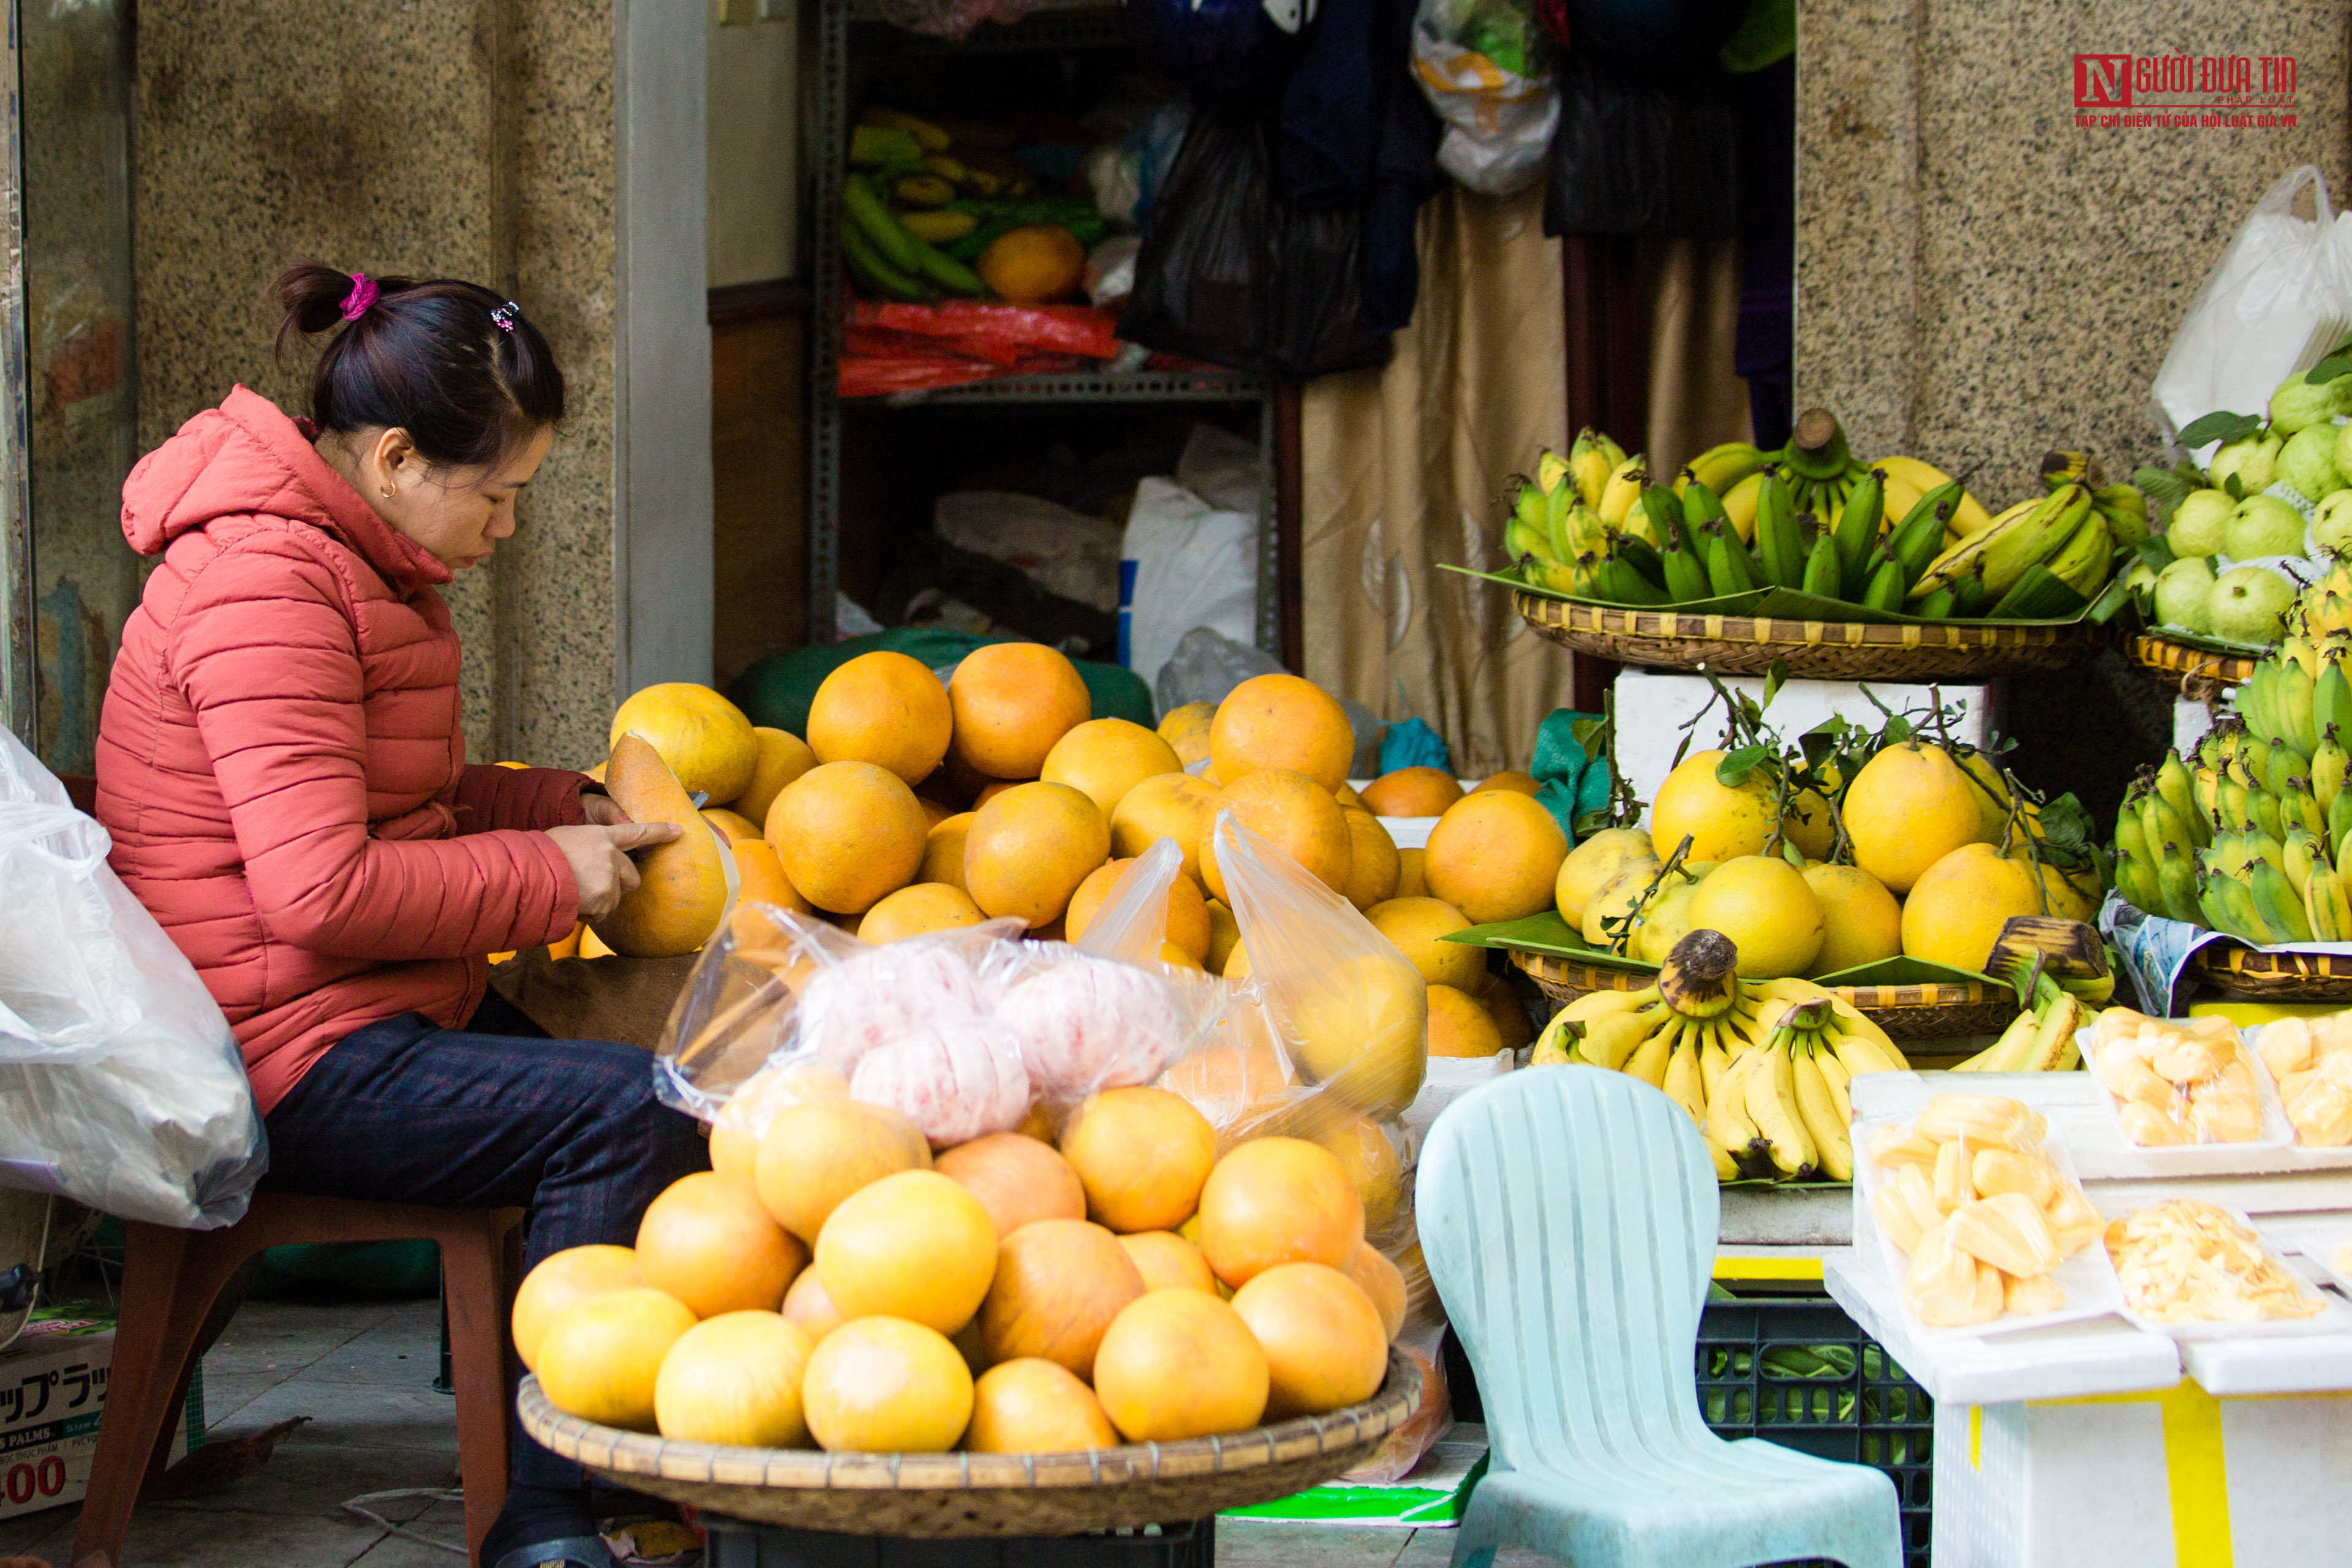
left=1875, top=454, right=1996, bottom=541
left=1951, top=973, right=2092, bottom=1072
left=1906, top=481, right=2098, bottom=616
left=2037, top=450, right=2151, bottom=548
left=1528, top=933, right=1908, bottom=1185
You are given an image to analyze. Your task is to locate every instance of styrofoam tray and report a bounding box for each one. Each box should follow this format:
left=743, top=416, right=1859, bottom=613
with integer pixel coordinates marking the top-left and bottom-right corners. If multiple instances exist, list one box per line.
left=2256, top=1216, right=2352, bottom=1302
left=2102, top=1200, right=2348, bottom=1341
left=2076, top=1023, right=2295, bottom=1171
left=1855, top=1114, right=2126, bottom=1341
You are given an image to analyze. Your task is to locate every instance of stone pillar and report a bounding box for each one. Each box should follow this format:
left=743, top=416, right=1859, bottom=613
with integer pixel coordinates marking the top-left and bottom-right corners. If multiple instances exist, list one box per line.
left=1796, top=6, right=2352, bottom=483
left=134, top=2, right=710, bottom=771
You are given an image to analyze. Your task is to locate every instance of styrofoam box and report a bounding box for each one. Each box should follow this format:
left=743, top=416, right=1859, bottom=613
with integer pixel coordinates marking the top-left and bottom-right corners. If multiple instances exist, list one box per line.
left=0, top=1312, right=198, bottom=1520
left=1611, top=670, right=2002, bottom=829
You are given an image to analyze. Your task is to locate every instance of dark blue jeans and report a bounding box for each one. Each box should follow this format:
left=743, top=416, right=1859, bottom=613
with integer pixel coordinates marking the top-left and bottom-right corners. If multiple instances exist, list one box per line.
left=262, top=991, right=707, bottom=1489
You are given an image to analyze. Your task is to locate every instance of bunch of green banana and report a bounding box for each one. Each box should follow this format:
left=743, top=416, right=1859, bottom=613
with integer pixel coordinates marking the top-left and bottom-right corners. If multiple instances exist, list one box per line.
left=1676, top=441, right=1768, bottom=507
left=1529, top=933, right=1907, bottom=1185
left=1908, top=482, right=2099, bottom=614
left=1952, top=973, right=2090, bottom=1072
left=1775, top=408, right=1875, bottom=523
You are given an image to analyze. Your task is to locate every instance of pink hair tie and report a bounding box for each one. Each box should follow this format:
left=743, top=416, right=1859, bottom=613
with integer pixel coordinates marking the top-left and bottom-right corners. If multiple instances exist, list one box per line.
left=340, top=273, right=379, bottom=322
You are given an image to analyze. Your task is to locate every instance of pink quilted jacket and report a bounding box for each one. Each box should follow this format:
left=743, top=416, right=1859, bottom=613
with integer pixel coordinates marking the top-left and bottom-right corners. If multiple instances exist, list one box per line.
left=96, top=386, right=589, bottom=1113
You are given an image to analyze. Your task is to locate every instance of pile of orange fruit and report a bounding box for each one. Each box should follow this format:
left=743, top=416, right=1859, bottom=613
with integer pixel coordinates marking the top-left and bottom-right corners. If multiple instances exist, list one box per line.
left=520, top=1074, right=1414, bottom=1454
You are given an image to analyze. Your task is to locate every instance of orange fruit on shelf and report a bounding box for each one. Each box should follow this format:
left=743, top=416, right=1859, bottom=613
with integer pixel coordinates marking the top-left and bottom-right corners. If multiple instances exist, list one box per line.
left=1348, top=1246, right=1409, bottom=1340
left=814, top=1169, right=998, bottom=1335
left=1109, top=772, right=1220, bottom=889
left=857, top=881, right=986, bottom=943
left=1230, top=1261, right=1389, bottom=1419
left=1156, top=702, right=1216, bottom=767
left=978, top=1218, right=1146, bottom=1378
left=1208, top=674, right=1354, bottom=793
left=1060, top=1087, right=1218, bottom=1234
left=1197, top=768, right=1352, bottom=902
left=1092, top=1289, right=1268, bottom=1442
left=1041, top=717, right=1183, bottom=818
left=534, top=1286, right=696, bottom=1431
left=512, top=1245, right=644, bottom=1373
left=1803, top=863, right=1904, bottom=976
left=731, top=726, right=818, bottom=826
left=1063, top=858, right=1213, bottom=961
left=976, top=224, right=1087, bottom=304
left=635, top=1171, right=807, bottom=1318
left=753, top=1096, right=930, bottom=1243
left=1359, top=767, right=1464, bottom=818
left=1423, top=790, right=1569, bottom=925
left=766, top=760, right=929, bottom=914
left=1340, top=809, right=1401, bottom=911
left=964, top=1358, right=1121, bottom=1453
left=1118, top=1230, right=1219, bottom=1295
left=807, top=650, right=954, bottom=785
left=1842, top=741, right=1985, bottom=894
left=710, top=1062, right=850, bottom=1182
left=948, top=642, right=1091, bottom=780
left=919, top=811, right=976, bottom=892
left=935, top=1131, right=1087, bottom=1240
left=1196, top=1136, right=1365, bottom=1287
left=782, top=1264, right=848, bottom=1342
left=801, top=1316, right=974, bottom=1453
left=1901, top=842, right=2045, bottom=973
left=653, top=1310, right=816, bottom=1447
left=1366, top=897, right=1483, bottom=990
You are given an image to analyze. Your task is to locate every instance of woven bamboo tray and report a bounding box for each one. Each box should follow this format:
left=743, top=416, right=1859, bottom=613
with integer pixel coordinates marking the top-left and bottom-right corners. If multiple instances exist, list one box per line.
left=2130, top=632, right=2263, bottom=696
left=1513, top=590, right=2109, bottom=679
left=516, top=1350, right=1421, bottom=1537
left=2188, top=945, right=2352, bottom=1001
left=1508, top=949, right=2018, bottom=1041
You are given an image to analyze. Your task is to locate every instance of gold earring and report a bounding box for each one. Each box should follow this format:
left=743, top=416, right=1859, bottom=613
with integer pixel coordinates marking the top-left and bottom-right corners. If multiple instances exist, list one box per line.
left=381, top=486, right=396, bottom=499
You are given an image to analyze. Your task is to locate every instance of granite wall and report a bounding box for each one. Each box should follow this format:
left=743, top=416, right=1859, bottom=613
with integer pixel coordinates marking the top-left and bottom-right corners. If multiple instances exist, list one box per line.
left=1796, top=2, right=2352, bottom=499
left=135, top=1, right=674, bottom=771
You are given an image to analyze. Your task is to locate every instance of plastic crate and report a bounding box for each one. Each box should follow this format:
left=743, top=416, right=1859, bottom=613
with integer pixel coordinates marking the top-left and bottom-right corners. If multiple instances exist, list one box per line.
left=1697, top=1295, right=1934, bottom=1568
left=703, top=1517, right=1214, bottom=1567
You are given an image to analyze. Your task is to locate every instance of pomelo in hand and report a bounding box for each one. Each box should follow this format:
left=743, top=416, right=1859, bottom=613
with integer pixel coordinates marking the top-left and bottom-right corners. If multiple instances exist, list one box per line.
left=654, top=1311, right=815, bottom=1447
left=535, top=1287, right=696, bottom=1431
left=801, top=1316, right=974, bottom=1452
left=1092, top=1289, right=1269, bottom=1442
left=513, top=1245, right=643, bottom=1372
left=965, top=1358, right=1121, bottom=1453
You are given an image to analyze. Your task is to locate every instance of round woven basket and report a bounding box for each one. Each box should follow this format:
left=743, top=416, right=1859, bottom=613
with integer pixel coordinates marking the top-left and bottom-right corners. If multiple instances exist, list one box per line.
left=2130, top=632, right=2262, bottom=696
left=1507, top=949, right=2017, bottom=1041
left=516, top=1350, right=1422, bottom=1538
left=2187, top=945, right=2352, bottom=1001
left=1513, top=590, right=2109, bottom=679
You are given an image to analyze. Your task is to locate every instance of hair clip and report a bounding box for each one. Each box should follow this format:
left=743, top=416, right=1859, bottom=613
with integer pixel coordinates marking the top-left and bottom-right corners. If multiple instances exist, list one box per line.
left=489, top=301, right=520, bottom=334
left=340, top=273, right=379, bottom=322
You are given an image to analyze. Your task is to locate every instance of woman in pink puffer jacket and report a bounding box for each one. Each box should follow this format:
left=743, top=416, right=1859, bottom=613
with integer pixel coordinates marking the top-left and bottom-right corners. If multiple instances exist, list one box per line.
left=96, top=263, right=702, bottom=1568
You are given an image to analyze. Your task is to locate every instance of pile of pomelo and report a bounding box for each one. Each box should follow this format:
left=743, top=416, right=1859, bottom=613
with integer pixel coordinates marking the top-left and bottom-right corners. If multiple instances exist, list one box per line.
left=1560, top=741, right=2103, bottom=981
left=526, top=646, right=1539, bottom=1056
left=520, top=1078, right=1411, bottom=1454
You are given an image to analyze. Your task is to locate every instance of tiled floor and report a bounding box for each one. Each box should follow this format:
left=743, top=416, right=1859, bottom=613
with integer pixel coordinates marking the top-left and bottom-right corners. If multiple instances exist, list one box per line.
left=0, top=1300, right=1540, bottom=1567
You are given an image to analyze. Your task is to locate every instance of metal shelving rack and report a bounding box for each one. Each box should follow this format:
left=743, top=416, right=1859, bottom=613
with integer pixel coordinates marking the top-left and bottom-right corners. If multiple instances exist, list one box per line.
left=807, top=0, right=1281, bottom=657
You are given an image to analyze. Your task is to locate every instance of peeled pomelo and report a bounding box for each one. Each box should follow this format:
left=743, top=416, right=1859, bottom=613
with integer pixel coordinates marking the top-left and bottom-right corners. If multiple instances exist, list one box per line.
left=654, top=1310, right=816, bottom=1447
left=801, top=1316, right=974, bottom=1453
left=1060, top=1087, right=1217, bottom=1234
left=1196, top=1137, right=1365, bottom=1287
left=512, top=1245, right=644, bottom=1372
left=965, top=1358, right=1121, bottom=1453
left=753, top=1096, right=930, bottom=1243
left=534, top=1286, right=696, bottom=1431
left=815, top=1169, right=998, bottom=1334
left=635, top=1171, right=806, bottom=1318
left=1092, top=1289, right=1269, bottom=1442
left=934, top=1132, right=1086, bottom=1238
left=610, top=684, right=758, bottom=803
left=1231, top=1262, right=1389, bottom=1419
left=978, top=1218, right=1145, bottom=1378
left=590, top=734, right=736, bottom=957
left=1118, top=1230, right=1218, bottom=1295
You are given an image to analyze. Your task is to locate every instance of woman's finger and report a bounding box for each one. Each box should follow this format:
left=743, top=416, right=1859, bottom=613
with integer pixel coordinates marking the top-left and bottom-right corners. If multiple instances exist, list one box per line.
left=612, top=851, right=643, bottom=896
left=605, top=820, right=682, bottom=851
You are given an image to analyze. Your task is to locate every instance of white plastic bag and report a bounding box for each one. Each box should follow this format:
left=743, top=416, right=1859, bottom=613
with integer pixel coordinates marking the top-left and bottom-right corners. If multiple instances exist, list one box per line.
left=0, top=731, right=265, bottom=1227
left=2152, top=165, right=2352, bottom=444
left=1410, top=0, right=1558, bottom=196
left=1120, top=478, right=1260, bottom=695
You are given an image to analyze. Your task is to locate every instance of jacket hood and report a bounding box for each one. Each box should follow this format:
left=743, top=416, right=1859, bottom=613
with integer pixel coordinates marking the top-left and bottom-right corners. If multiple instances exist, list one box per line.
left=119, top=385, right=451, bottom=593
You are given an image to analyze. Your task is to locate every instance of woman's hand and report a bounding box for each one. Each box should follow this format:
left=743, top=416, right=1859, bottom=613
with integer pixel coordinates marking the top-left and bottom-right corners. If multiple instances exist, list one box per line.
left=548, top=821, right=682, bottom=919
left=579, top=791, right=631, bottom=827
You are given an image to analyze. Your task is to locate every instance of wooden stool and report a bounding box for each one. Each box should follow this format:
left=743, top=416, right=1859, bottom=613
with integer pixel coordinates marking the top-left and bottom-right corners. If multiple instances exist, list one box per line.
left=73, top=1193, right=524, bottom=1568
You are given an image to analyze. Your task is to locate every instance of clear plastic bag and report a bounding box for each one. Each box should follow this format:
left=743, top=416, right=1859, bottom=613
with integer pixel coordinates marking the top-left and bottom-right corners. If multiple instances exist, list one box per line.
left=2152, top=165, right=2352, bottom=445
left=1411, top=0, right=1559, bottom=196
left=0, top=729, right=266, bottom=1227
left=656, top=888, right=1226, bottom=1150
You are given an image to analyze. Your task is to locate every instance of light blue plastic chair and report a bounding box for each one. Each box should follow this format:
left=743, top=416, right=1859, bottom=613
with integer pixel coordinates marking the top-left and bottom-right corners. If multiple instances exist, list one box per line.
left=1417, top=1066, right=1904, bottom=1568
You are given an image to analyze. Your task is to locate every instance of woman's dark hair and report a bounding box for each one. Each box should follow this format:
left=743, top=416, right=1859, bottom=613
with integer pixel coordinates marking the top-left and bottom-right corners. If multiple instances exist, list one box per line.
left=272, top=261, right=565, bottom=470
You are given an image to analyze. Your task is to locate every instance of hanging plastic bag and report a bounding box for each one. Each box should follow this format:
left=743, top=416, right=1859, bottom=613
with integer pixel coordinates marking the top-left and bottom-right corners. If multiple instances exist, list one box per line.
left=1118, top=104, right=1390, bottom=380
left=0, top=731, right=265, bottom=1227
left=2150, top=165, right=2352, bottom=445
left=1411, top=0, right=1559, bottom=195
left=1542, top=49, right=1739, bottom=239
